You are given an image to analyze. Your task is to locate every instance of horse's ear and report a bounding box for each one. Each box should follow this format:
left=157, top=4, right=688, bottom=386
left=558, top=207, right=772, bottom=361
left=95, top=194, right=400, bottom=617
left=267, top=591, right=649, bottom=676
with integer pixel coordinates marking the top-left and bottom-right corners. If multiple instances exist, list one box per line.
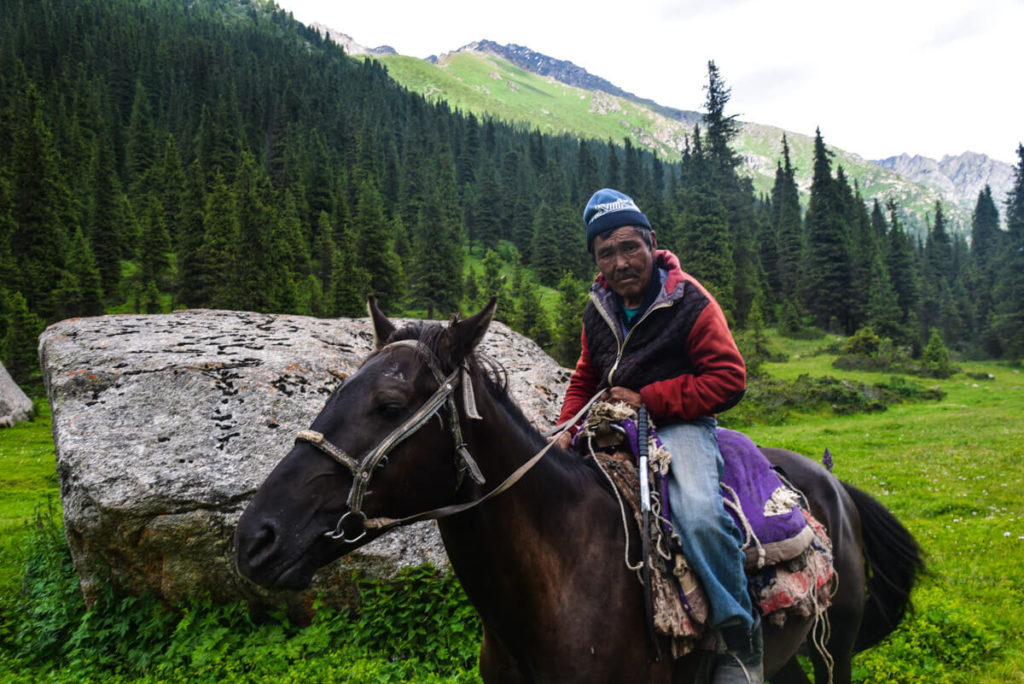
left=367, top=295, right=395, bottom=350
left=443, top=297, right=497, bottom=362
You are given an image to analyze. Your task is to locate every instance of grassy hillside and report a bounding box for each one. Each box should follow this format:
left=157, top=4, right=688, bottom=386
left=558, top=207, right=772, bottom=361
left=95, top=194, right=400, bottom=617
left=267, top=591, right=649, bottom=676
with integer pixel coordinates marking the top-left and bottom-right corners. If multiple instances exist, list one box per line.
left=376, top=48, right=968, bottom=235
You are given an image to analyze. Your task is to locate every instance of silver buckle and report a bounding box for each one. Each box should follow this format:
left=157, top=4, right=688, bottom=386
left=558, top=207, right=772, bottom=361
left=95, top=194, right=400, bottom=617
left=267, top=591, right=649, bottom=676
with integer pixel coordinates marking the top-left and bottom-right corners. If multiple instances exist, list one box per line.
left=325, top=510, right=367, bottom=543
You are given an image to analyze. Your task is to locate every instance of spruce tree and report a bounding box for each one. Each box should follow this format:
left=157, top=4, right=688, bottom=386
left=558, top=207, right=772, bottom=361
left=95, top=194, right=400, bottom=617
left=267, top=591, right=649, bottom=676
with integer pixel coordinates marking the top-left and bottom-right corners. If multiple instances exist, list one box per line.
left=865, top=253, right=903, bottom=341
left=196, top=172, right=241, bottom=309
left=992, top=144, right=1024, bottom=358
left=64, top=225, right=104, bottom=318
left=138, top=192, right=172, bottom=289
left=125, top=79, right=157, bottom=196
left=885, top=200, right=919, bottom=330
left=803, top=130, right=852, bottom=332
left=553, top=271, right=587, bottom=366
left=10, top=80, right=69, bottom=318
left=354, top=179, right=404, bottom=313
left=678, top=189, right=735, bottom=317
left=88, top=133, right=126, bottom=297
left=2, top=291, right=44, bottom=388
left=702, top=60, right=741, bottom=181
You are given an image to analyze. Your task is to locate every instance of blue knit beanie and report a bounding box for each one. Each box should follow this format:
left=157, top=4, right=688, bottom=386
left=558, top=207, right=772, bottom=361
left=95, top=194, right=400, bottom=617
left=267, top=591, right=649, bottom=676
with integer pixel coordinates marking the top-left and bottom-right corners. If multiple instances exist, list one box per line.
left=583, top=188, right=651, bottom=252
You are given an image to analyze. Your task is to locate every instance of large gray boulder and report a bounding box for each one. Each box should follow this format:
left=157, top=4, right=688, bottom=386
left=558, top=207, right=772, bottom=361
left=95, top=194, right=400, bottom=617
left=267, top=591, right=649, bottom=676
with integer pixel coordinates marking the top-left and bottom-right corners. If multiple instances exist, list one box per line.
left=39, top=309, right=570, bottom=613
left=0, top=361, right=34, bottom=427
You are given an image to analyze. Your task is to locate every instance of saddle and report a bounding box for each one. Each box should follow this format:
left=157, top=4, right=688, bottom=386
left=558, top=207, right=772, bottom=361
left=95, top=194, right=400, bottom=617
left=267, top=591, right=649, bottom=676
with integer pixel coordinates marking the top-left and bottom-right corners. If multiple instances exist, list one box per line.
left=577, top=402, right=836, bottom=659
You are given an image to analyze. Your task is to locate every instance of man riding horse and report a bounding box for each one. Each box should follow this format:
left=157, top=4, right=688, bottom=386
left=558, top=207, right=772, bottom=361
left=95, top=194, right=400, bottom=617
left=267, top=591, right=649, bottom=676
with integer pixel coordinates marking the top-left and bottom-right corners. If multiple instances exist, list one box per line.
left=553, top=188, right=762, bottom=684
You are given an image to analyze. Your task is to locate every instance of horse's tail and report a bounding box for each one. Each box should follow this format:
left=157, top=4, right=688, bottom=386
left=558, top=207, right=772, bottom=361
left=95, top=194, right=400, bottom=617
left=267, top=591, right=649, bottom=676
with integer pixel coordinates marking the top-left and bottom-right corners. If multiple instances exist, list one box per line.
left=841, top=481, right=925, bottom=652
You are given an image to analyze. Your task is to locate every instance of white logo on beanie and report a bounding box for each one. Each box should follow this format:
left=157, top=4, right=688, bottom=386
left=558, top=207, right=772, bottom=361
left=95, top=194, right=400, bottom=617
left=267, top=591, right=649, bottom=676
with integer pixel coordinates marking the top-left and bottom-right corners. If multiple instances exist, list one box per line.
left=589, top=198, right=637, bottom=223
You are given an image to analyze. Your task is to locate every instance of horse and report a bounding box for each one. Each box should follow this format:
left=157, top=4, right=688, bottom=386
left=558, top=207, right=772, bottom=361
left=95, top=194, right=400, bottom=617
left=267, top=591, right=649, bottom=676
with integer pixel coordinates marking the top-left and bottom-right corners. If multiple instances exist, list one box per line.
left=235, top=299, right=923, bottom=683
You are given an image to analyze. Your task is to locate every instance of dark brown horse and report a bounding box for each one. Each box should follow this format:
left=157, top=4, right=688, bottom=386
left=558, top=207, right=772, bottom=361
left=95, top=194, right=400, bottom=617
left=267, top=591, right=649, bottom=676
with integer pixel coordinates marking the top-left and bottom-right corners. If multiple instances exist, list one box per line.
left=235, top=301, right=923, bottom=683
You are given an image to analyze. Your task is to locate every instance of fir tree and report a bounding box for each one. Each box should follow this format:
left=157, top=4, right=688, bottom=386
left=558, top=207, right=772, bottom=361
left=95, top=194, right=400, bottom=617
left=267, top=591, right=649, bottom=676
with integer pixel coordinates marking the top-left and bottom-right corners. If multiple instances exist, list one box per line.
left=137, top=192, right=172, bottom=288
left=2, top=291, right=44, bottom=388
left=354, top=179, right=405, bottom=313
left=63, top=225, right=104, bottom=318
left=803, top=130, right=852, bottom=332
left=885, top=200, right=919, bottom=330
left=992, top=144, right=1024, bottom=358
left=9, top=80, right=69, bottom=318
left=865, top=253, right=903, bottom=341
left=88, top=133, right=126, bottom=297
left=513, top=274, right=552, bottom=349
left=196, top=172, right=241, bottom=309
left=678, top=189, right=735, bottom=316
left=125, top=80, right=157, bottom=196
left=553, top=271, right=587, bottom=366
left=702, top=60, right=741, bottom=181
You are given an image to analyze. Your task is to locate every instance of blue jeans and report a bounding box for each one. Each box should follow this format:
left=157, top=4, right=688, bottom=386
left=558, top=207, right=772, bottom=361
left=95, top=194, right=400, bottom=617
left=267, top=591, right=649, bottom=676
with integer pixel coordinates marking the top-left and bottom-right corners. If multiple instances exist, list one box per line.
left=658, top=418, right=753, bottom=631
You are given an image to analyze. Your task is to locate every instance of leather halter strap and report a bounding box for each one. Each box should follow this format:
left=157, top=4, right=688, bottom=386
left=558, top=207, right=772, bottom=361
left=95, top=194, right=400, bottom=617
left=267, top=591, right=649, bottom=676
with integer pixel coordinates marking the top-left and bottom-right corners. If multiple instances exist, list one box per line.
left=295, top=338, right=604, bottom=540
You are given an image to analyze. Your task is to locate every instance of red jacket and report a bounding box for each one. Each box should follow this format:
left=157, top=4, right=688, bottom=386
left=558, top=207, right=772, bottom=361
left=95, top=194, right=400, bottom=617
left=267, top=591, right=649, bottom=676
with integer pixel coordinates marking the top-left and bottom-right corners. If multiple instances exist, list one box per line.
left=557, top=250, right=746, bottom=428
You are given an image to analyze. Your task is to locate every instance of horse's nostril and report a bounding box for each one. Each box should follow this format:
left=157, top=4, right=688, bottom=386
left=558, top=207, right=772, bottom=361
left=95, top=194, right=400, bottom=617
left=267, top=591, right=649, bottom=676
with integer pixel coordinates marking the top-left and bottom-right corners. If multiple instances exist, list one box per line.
left=246, top=523, right=278, bottom=567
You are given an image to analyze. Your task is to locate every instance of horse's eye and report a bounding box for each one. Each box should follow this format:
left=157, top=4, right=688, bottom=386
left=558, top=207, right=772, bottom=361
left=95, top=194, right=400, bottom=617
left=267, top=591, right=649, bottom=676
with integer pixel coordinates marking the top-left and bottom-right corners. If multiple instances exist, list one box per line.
left=377, top=402, right=406, bottom=419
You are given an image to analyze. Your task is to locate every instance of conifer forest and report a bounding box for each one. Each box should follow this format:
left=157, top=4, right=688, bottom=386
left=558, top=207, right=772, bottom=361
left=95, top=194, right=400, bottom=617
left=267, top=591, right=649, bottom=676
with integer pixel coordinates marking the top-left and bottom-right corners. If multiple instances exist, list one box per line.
left=2, top=0, right=1023, bottom=391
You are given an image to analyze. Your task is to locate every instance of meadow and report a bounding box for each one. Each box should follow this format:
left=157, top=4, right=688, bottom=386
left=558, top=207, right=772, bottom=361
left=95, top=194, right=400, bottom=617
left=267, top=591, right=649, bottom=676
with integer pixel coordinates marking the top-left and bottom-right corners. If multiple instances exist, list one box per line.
left=0, top=332, right=1021, bottom=682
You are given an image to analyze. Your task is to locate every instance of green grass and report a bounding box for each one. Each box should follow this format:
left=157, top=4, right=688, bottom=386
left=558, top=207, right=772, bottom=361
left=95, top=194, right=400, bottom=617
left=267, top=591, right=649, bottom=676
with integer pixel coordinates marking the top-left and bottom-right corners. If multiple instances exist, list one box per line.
left=0, top=400, right=57, bottom=595
left=2, top=333, right=1023, bottom=681
left=735, top=340, right=1024, bottom=682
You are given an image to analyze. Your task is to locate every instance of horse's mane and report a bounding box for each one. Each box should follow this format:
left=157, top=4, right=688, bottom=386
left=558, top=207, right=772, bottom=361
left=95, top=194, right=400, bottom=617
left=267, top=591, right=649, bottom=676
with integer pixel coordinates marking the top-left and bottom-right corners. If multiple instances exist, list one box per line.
left=386, top=320, right=607, bottom=493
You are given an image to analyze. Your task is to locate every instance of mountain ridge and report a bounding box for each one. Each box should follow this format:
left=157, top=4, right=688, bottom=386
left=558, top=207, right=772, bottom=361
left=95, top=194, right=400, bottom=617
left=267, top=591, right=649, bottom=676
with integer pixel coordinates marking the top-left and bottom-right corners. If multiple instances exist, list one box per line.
left=313, top=26, right=1008, bottom=234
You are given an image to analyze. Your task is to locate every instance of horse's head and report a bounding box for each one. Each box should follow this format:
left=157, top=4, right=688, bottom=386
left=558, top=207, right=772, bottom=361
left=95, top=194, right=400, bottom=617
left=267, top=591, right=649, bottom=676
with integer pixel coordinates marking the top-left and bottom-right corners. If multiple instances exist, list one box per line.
left=234, top=298, right=497, bottom=591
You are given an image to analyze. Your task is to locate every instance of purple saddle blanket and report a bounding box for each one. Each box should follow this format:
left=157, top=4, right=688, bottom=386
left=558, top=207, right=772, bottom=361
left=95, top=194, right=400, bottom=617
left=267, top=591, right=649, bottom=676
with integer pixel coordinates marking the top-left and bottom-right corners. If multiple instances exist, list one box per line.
left=716, top=428, right=812, bottom=568
left=613, top=420, right=813, bottom=569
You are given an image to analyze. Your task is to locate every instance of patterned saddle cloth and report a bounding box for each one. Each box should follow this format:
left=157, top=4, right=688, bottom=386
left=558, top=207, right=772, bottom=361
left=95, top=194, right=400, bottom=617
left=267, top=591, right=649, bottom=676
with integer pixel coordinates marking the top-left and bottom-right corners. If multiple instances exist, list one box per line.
left=577, top=402, right=836, bottom=658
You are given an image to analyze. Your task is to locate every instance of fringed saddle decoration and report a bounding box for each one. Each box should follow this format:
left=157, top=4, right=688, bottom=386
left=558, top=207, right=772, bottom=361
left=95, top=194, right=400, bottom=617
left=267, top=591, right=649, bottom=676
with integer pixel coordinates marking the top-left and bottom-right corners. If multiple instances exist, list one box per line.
left=579, top=402, right=837, bottom=659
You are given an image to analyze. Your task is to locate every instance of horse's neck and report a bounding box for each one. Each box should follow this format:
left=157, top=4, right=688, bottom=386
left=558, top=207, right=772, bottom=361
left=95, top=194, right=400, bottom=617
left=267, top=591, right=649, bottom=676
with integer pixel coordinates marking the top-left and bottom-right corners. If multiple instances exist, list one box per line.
left=440, top=385, right=598, bottom=587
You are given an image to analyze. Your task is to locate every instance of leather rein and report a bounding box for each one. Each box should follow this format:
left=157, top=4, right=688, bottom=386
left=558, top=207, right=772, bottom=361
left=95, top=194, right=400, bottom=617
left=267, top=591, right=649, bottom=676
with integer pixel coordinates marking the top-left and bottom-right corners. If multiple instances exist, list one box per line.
left=295, top=339, right=599, bottom=543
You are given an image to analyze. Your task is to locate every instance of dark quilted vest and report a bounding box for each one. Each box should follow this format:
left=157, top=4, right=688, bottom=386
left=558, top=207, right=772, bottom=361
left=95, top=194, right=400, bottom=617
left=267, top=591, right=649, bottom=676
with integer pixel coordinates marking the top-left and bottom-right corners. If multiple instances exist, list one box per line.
left=582, top=278, right=710, bottom=392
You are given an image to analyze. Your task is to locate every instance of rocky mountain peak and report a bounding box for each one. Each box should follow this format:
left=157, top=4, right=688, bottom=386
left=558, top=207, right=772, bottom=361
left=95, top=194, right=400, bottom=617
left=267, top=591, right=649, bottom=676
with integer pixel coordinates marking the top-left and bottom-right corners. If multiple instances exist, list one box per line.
left=873, top=151, right=1014, bottom=212
left=309, top=22, right=396, bottom=57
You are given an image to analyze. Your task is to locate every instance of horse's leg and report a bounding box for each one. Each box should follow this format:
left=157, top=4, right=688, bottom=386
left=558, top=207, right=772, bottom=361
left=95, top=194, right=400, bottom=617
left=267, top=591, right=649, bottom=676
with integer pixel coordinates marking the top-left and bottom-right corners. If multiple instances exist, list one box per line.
left=479, top=626, right=527, bottom=684
left=758, top=448, right=866, bottom=684
left=769, top=656, right=811, bottom=684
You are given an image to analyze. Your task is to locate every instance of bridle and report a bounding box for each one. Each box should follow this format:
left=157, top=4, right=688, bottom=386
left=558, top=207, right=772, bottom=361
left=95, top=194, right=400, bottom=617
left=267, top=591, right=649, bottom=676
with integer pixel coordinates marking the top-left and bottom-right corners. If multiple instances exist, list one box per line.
left=296, top=338, right=603, bottom=544
left=295, top=339, right=486, bottom=543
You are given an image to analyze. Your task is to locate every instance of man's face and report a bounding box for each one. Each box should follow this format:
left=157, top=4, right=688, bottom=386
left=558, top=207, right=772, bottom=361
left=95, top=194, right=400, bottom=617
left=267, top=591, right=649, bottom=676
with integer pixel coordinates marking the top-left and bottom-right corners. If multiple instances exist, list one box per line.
left=593, top=226, right=657, bottom=308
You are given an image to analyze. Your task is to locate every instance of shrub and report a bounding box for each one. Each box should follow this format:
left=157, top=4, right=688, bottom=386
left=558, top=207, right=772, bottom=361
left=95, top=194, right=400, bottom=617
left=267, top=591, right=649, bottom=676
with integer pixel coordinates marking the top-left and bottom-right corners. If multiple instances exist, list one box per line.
left=8, top=506, right=481, bottom=681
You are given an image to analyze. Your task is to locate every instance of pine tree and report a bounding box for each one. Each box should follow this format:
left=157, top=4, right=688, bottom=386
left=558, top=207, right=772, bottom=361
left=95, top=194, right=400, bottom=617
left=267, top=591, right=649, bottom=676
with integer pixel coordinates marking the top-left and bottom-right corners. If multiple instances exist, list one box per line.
left=513, top=274, right=552, bottom=349
left=2, top=291, right=44, bottom=388
left=10, top=80, right=69, bottom=318
left=176, top=160, right=207, bottom=308
left=553, top=271, right=587, bottom=366
left=196, top=172, right=241, bottom=309
left=702, top=60, right=741, bottom=181
left=992, top=144, right=1024, bottom=358
left=865, top=253, right=903, bottom=341
left=88, top=133, right=126, bottom=297
left=678, top=189, right=735, bottom=317
left=885, top=200, right=919, bottom=332
left=125, top=80, right=157, bottom=196
left=63, top=225, right=104, bottom=318
left=803, top=130, right=852, bottom=332
left=138, top=192, right=172, bottom=288
left=354, top=179, right=404, bottom=313
left=529, top=201, right=563, bottom=287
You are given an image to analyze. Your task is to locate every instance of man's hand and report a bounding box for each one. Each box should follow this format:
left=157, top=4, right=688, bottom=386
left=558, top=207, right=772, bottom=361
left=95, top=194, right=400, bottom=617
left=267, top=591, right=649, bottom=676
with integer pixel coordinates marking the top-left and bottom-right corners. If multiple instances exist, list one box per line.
left=605, top=386, right=643, bottom=409
left=548, top=430, right=573, bottom=451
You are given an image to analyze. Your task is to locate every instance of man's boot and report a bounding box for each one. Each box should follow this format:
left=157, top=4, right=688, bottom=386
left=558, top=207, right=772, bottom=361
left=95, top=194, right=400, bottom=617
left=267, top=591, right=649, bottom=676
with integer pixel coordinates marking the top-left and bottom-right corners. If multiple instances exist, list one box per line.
left=711, top=616, right=764, bottom=684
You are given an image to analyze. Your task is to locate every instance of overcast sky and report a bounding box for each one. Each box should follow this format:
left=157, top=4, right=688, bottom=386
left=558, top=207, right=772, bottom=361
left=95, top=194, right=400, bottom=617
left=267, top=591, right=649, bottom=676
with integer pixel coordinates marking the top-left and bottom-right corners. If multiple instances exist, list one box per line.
left=276, top=0, right=1022, bottom=164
